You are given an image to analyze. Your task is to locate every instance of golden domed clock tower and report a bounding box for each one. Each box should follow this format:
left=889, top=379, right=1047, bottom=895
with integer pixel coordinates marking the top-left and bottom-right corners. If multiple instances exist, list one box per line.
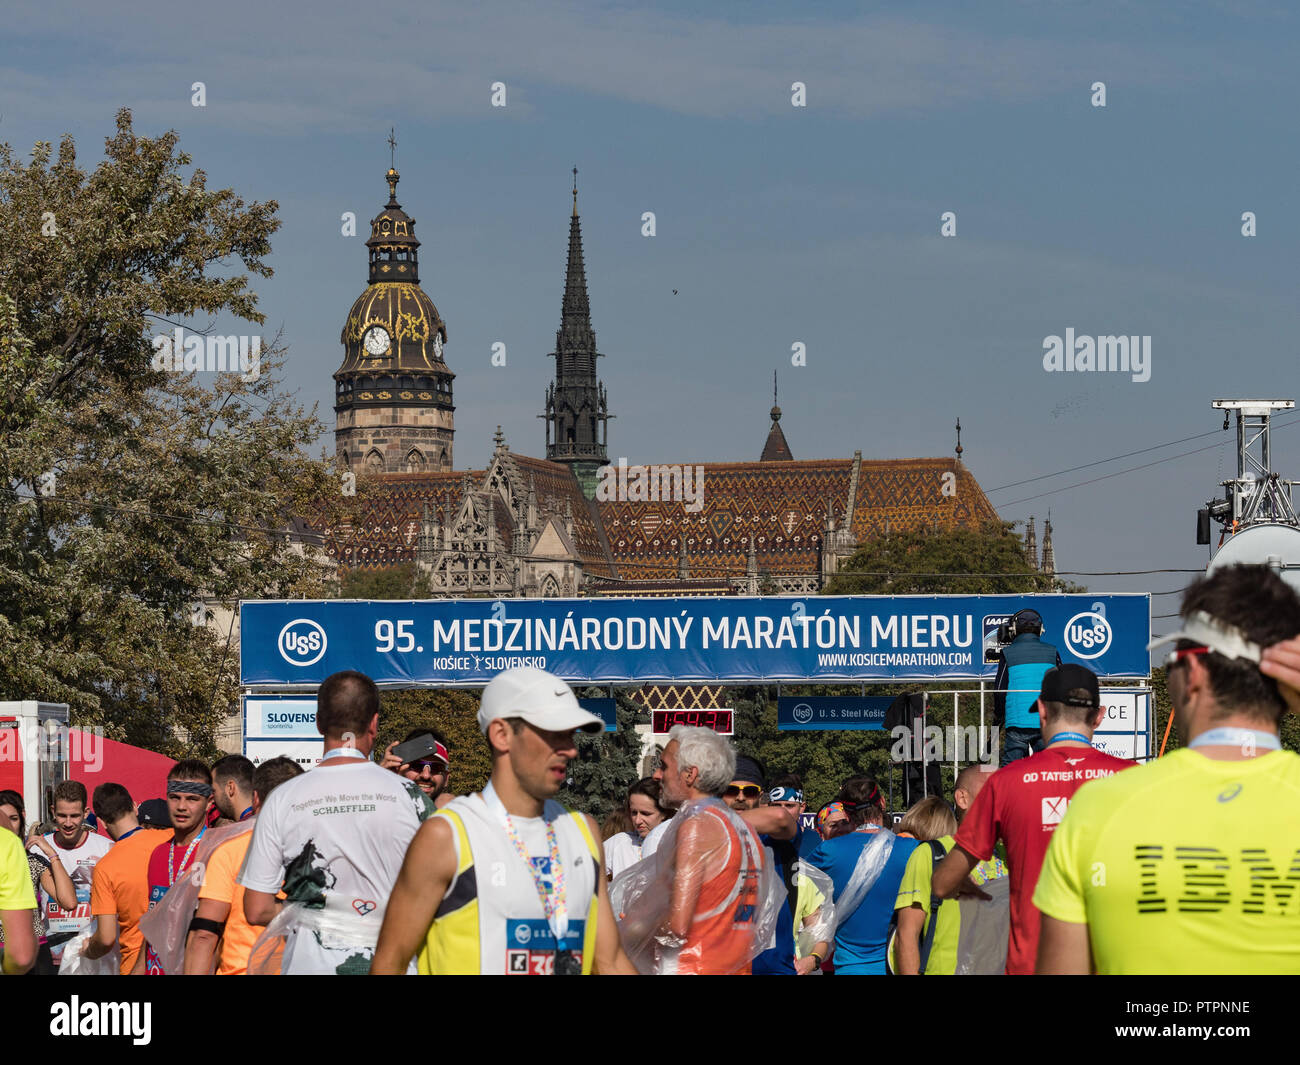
left=335, top=167, right=455, bottom=473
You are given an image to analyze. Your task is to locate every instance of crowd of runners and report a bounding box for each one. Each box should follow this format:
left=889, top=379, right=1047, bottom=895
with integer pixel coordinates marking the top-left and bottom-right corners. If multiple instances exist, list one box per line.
left=1, top=563, right=1298, bottom=975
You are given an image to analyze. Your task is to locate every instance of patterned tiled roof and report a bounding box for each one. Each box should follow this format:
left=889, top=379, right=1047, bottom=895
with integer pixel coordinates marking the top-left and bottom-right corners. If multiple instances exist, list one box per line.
left=509, top=454, right=616, bottom=578
left=326, top=471, right=474, bottom=568
left=598, top=458, right=997, bottom=581
left=851, top=458, right=996, bottom=539
left=310, top=452, right=998, bottom=586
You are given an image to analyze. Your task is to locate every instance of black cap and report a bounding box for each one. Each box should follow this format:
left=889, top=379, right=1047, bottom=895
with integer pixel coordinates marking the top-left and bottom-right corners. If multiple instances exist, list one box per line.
left=1040, top=664, right=1100, bottom=708
left=137, top=798, right=172, bottom=828
left=732, top=755, right=765, bottom=788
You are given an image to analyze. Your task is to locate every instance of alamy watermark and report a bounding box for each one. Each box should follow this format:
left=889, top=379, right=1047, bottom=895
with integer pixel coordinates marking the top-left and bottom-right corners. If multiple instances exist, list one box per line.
left=151, top=327, right=261, bottom=382
left=1042, top=330, right=1150, bottom=383
left=890, top=724, right=1000, bottom=765
left=595, top=457, right=704, bottom=513
left=0, top=720, right=104, bottom=773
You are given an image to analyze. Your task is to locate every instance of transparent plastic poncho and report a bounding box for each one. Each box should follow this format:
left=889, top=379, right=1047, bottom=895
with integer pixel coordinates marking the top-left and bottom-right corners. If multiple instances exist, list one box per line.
left=828, top=828, right=896, bottom=939
left=789, top=860, right=836, bottom=958
left=244, top=901, right=391, bottom=975
left=136, top=821, right=254, bottom=975
left=954, top=874, right=1010, bottom=975
left=56, top=918, right=120, bottom=976
left=610, top=798, right=785, bottom=975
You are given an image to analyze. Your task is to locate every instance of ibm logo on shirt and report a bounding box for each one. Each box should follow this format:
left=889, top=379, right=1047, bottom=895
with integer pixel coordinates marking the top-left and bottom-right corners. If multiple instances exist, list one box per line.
left=1042, top=796, right=1068, bottom=827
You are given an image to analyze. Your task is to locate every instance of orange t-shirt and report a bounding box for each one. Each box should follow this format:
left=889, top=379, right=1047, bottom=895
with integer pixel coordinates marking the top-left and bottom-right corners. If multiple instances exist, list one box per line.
left=89, top=827, right=168, bottom=975
left=197, top=832, right=257, bottom=975
left=678, top=807, right=763, bottom=976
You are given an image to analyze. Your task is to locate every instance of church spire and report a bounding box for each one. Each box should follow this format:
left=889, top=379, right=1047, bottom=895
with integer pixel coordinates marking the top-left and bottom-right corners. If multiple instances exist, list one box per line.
left=1041, top=511, right=1056, bottom=578
left=543, top=168, right=611, bottom=499
left=760, top=372, right=793, bottom=462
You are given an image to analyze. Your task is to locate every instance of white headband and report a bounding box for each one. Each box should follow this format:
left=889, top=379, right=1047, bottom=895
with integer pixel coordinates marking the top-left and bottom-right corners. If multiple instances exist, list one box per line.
left=1146, top=610, right=1262, bottom=664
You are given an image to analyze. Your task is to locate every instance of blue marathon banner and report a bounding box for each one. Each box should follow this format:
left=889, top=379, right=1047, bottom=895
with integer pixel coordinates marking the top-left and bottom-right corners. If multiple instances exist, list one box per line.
left=239, top=594, right=1150, bottom=687
left=778, top=696, right=892, bottom=731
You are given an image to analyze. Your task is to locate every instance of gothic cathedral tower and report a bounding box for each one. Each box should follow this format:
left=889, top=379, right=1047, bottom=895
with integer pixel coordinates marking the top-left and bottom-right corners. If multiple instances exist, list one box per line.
left=542, top=169, right=610, bottom=499
left=335, top=166, right=455, bottom=473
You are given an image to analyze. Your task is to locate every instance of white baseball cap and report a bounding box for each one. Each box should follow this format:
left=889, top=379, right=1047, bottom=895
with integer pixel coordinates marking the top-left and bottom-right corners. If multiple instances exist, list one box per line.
left=477, top=667, right=605, bottom=735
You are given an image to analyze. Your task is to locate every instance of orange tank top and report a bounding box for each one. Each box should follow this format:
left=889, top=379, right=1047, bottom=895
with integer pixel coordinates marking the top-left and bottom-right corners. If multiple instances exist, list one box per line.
left=677, top=807, right=763, bottom=975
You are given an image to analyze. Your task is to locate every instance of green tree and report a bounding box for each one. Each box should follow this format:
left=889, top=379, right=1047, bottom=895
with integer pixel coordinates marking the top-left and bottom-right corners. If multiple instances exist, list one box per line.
left=377, top=688, right=491, bottom=797
left=0, top=112, right=340, bottom=756
left=824, top=520, right=1052, bottom=596
left=337, top=563, right=419, bottom=599
left=557, top=690, right=646, bottom=823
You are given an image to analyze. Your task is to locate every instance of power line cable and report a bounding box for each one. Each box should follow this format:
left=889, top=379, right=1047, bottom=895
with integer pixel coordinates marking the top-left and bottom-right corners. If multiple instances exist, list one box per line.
left=986, top=426, right=1231, bottom=492
left=990, top=413, right=1300, bottom=502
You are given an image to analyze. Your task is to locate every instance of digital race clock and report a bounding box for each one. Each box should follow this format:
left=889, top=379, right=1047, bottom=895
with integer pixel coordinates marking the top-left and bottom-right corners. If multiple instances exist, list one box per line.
left=651, top=709, right=734, bottom=735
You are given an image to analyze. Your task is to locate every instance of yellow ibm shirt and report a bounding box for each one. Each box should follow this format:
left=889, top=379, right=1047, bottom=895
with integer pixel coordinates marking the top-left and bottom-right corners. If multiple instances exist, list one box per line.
left=0, top=829, right=36, bottom=911
left=1034, top=747, right=1300, bottom=975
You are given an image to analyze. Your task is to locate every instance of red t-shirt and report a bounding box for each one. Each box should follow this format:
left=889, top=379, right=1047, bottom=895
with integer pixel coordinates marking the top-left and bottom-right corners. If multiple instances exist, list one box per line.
left=142, top=832, right=205, bottom=975
left=953, top=744, right=1133, bottom=974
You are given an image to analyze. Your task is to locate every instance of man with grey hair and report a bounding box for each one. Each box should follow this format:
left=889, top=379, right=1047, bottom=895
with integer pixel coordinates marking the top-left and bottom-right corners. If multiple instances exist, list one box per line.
left=644, top=730, right=796, bottom=858
left=629, top=726, right=783, bottom=974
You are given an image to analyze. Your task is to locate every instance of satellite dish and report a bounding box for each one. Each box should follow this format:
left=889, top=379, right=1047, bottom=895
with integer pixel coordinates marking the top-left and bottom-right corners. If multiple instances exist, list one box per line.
left=1207, top=523, right=1300, bottom=595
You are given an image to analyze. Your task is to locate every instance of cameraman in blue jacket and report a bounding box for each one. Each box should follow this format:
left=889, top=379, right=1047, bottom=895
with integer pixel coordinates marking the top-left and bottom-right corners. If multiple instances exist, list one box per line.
left=992, top=609, right=1061, bottom=765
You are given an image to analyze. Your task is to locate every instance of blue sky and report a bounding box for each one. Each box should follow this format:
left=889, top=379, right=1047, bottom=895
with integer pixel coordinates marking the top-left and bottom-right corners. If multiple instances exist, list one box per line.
left=5, top=0, right=1300, bottom=618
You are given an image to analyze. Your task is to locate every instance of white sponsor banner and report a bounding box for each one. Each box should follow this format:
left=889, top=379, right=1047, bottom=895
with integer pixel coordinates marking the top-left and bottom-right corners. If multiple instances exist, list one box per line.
left=243, top=696, right=319, bottom=739
left=244, top=738, right=324, bottom=771
left=1100, top=691, right=1148, bottom=731
left=1091, top=731, right=1146, bottom=762
left=1093, top=688, right=1152, bottom=762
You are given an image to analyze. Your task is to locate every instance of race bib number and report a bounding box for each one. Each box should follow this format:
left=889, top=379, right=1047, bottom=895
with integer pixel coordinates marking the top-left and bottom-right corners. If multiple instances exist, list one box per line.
left=504, top=918, right=584, bottom=975
left=45, top=889, right=93, bottom=935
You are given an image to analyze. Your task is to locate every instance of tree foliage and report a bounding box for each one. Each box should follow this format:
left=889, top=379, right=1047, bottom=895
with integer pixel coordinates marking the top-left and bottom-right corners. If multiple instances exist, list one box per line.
left=336, top=563, right=419, bottom=600
left=0, top=111, right=341, bottom=756
left=557, top=691, right=647, bottom=822
left=824, top=520, right=1053, bottom=596
left=377, top=689, right=491, bottom=797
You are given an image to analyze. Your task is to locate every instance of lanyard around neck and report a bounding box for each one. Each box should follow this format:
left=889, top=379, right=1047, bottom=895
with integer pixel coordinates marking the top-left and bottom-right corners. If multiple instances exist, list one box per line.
left=169, top=825, right=206, bottom=886
left=481, top=782, right=569, bottom=947
left=1046, top=731, right=1093, bottom=747
left=1189, top=727, right=1281, bottom=752
left=321, top=747, right=368, bottom=762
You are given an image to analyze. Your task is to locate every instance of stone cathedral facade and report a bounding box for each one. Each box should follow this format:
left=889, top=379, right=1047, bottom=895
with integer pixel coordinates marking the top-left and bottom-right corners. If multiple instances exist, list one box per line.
left=323, top=167, right=1002, bottom=609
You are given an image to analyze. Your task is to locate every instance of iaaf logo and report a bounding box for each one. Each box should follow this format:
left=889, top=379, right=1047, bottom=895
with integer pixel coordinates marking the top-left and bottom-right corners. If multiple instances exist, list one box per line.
left=278, top=619, right=327, bottom=667
left=1064, top=612, right=1112, bottom=660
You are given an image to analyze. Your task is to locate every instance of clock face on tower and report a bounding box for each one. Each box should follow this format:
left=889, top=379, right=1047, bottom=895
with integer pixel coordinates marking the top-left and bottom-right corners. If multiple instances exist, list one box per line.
left=363, top=326, right=390, bottom=356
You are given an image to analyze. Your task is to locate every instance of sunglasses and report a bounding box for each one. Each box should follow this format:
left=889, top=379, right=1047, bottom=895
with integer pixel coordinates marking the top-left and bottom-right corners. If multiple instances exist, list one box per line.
left=1165, top=646, right=1209, bottom=669
left=724, top=784, right=762, bottom=799
left=408, top=760, right=447, bottom=772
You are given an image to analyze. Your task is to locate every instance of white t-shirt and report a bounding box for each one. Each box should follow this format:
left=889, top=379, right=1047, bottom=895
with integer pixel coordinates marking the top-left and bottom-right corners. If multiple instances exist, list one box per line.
left=640, top=818, right=673, bottom=859
left=238, top=758, right=434, bottom=974
left=603, top=831, right=643, bottom=879
left=40, top=830, right=112, bottom=939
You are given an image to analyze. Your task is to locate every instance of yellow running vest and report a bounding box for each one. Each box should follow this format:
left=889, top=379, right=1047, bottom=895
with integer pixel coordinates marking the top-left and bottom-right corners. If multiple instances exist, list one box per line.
left=417, top=796, right=601, bottom=975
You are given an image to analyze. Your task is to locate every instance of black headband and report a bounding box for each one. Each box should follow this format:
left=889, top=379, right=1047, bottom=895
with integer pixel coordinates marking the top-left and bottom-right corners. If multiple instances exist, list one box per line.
left=167, top=779, right=213, bottom=798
